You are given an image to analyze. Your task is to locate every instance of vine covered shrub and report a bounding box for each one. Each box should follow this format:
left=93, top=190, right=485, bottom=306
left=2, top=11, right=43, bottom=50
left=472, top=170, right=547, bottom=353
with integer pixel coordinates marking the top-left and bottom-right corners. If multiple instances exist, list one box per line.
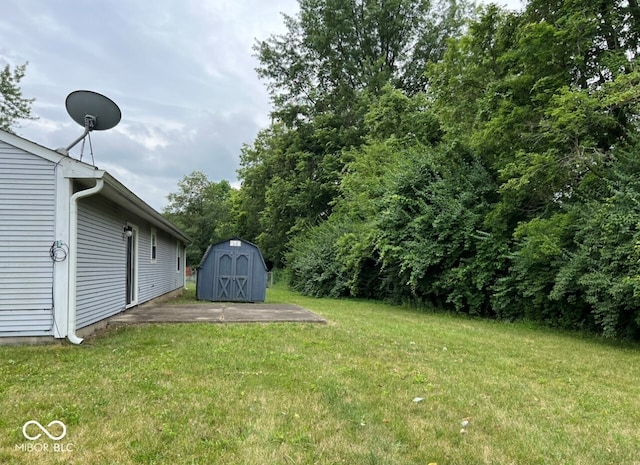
left=552, top=151, right=640, bottom=338
left=374, top=147, right=500, bottom=314
left=286, top=220, right=351, bottom=298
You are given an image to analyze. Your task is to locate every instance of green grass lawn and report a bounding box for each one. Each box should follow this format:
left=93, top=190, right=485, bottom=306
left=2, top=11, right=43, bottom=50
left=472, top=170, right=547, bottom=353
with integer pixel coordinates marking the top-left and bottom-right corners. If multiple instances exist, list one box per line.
left=1, top=286, right=639, bottom=464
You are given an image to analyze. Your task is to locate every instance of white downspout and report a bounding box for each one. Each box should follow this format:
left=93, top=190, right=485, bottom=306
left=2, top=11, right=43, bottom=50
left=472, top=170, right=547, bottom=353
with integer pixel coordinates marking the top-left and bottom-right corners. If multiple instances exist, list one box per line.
left=183, top=244, right=187, bottom=290
left=67, top=178, right=104, bottom=344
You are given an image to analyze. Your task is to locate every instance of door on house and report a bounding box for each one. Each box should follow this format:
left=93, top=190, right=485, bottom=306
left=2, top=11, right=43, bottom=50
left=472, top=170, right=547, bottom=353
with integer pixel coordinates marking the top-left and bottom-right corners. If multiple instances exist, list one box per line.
left=214, top=251, right=251, bottom=301
left=125, top=225, right=138, bottom=307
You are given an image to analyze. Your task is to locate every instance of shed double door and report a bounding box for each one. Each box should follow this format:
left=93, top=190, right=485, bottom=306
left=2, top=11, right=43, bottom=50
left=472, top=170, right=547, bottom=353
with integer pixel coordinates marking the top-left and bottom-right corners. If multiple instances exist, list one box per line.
left=214, top=251, right=252, bottom=301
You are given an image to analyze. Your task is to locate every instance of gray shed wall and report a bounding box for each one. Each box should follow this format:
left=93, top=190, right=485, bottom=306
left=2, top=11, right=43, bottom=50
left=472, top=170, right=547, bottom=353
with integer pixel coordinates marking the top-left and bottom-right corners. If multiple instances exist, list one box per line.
left=197, top=239, right=267, bottom=302
left=0, top=141, right=55, bottom=336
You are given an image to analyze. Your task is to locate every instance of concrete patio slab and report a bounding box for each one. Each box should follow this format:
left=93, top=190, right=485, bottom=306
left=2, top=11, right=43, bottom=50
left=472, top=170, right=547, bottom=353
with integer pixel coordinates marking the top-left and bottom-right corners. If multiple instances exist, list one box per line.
left=107, top=303, right=327, bottom=326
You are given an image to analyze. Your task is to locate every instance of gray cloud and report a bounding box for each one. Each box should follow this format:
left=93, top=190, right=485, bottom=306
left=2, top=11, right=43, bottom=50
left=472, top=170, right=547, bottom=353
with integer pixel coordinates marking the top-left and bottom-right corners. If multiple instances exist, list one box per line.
left=1, top=0, right=297, bottom=210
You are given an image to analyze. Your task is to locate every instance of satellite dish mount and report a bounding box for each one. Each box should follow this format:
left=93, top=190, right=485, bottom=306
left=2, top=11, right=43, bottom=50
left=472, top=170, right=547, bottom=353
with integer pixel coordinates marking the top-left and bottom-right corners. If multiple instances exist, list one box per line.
left=58, top=90, right=121, bottom=163
left=64, top=113, right=98, bottom=153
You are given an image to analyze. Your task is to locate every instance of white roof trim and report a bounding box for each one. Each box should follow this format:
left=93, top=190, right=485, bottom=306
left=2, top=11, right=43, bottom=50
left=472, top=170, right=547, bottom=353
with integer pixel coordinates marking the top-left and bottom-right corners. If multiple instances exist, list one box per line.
left=0, top=129, right=191, bottom=244
left=0, top=129, right=68, bottom=164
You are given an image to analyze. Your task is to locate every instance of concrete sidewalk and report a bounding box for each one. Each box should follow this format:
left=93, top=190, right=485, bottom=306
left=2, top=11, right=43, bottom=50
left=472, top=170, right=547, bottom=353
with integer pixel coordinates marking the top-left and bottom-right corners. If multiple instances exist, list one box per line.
left=107, top=303, right=327, bottom=326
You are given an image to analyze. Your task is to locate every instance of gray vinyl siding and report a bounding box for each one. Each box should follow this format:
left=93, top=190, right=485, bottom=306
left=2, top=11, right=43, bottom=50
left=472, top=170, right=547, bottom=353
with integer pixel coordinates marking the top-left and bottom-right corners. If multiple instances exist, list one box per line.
left=138, top=228, right=185, bottom=303
left=0, top=141, right=55, bottom=336
left=76, top=195, right=127, bottom=329
left=76, top=194, right=185, bottom=329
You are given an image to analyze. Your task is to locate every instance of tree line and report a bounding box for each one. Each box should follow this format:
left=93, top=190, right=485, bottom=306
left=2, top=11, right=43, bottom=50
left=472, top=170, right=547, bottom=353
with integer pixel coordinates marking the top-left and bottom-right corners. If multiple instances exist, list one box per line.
left=166, top=0, right=640, bottom=338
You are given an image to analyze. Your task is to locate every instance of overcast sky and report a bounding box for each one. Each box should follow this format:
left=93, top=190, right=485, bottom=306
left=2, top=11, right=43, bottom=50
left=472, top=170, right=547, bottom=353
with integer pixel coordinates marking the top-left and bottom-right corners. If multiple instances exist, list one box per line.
left=1, top=0, right=523, bottom=212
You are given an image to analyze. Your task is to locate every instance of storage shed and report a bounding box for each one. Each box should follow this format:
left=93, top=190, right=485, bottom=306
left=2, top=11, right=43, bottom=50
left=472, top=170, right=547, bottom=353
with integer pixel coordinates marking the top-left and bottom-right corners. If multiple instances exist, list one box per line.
left=196, top=238, right=268, bottom=302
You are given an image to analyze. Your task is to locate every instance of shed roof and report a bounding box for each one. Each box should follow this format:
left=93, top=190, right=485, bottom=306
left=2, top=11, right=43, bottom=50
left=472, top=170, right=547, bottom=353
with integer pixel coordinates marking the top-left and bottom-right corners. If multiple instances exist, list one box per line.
left=0, top=129, right=191, bottom=244
left=197, top=237, right=267, bottom=270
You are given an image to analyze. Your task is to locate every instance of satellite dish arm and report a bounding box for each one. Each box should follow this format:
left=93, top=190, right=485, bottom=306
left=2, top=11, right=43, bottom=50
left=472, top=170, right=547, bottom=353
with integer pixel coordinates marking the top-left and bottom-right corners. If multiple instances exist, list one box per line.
left=65, top=115, right=96, bottom=152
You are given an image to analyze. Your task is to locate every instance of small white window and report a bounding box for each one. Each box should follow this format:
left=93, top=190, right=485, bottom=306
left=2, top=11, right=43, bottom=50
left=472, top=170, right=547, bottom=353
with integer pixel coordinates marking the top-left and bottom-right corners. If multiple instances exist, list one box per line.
left=176, top=241, right=182, bottom=272
left=150, top=228, right=157, bottom=263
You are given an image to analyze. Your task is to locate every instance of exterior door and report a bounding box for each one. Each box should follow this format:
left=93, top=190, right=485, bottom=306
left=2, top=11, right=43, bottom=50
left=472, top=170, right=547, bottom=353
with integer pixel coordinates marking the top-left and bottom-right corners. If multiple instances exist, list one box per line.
left=125, top=225, right=138, bottom=306
left=214, top=251, right=251, bottom=301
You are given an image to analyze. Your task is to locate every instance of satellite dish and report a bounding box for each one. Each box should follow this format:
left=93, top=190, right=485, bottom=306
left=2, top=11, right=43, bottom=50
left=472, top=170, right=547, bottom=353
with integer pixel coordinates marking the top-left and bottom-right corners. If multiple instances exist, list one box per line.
left=66, top=90, right=121, bottom=131
left=57, top=90, right=121, bottom=155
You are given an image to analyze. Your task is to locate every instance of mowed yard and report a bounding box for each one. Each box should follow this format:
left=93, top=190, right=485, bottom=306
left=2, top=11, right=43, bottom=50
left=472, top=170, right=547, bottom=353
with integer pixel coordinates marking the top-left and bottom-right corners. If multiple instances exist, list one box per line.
left=1, top=286, right=639, bottom=465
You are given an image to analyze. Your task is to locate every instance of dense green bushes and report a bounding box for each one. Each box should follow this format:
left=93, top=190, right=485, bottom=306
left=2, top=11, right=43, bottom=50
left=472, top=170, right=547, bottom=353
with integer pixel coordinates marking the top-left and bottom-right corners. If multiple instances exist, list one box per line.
left=233, top=0, right=640, bottom=338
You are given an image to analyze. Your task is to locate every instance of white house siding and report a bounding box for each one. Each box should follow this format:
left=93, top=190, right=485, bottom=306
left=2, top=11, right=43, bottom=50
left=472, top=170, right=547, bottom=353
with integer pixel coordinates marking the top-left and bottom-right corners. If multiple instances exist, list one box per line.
left=0, top=141, right=55, bottom=336
left=76, top=194, right=185, bottom=329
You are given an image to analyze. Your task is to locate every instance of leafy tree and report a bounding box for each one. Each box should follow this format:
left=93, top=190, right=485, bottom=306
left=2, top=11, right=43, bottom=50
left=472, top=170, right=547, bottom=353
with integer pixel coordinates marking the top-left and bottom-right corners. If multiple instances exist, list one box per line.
left=234, top=129, right=278, bottom=246
left=0, top=62, right=36, bottom=132
left=163, top=171, right=235, bottom=266
left=236, top=122, right=342, bottom=267
left=550, top=137, right=640, bottom=339
left=430, top=1, right=639, bottom=228
left=255, top=0, right=470, bottom=123
left=285, top=86, right=444, bottom=297
left=242, top=0, right=470, bottom=267
left=426, top=6, right=519, bottom=147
